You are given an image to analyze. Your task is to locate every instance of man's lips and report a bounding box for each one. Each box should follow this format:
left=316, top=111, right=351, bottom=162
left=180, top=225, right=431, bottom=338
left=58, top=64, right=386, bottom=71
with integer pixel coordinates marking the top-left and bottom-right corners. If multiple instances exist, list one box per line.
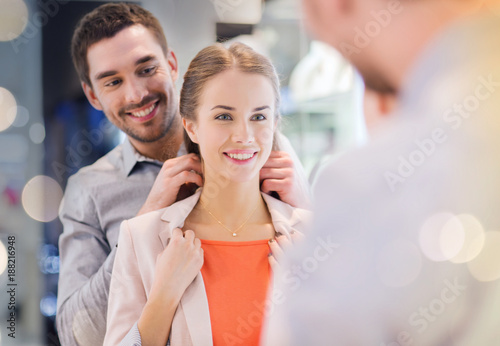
left=126, top=101, right=159, bottom=122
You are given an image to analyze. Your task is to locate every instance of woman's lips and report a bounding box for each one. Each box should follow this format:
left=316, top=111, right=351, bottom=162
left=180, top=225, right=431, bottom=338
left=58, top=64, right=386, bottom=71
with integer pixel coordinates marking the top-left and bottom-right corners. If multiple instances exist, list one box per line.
left=223, top=151, right=258, bottom=165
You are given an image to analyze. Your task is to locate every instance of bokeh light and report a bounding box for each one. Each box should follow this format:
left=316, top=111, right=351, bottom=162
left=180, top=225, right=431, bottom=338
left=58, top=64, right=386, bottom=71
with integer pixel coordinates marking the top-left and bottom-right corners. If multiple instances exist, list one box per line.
left=0, top=241, right=7, bottom=276
left=22, top=175, right=63, bottom=222
left=377, top=239, right=422, bottom=287
left=419, top=212, right=465, bottom=262
left=29, top=122, right=45, bottom=144
left=449, top=214, right=485, bottom=264
left=467, top=231, right=500, bottom=282
left=11, top=105, right=29, bottom=127
left=0, top=0, right=28, bottom=41
left=0, top=87, right=17, bottom=132
left=40, top=293, right=57, bottom=317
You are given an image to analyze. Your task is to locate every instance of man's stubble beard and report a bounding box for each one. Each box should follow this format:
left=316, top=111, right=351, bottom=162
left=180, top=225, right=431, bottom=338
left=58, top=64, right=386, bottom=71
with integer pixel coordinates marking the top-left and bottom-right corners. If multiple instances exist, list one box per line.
left=358, top=64, right=397, bottom=95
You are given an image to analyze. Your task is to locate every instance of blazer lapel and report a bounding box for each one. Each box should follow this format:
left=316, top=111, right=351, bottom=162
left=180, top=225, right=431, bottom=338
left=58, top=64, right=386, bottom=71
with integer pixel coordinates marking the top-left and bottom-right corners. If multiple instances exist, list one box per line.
left=179, top=273, right=213, bottom=346
left=158, top=189, right=213, bottom=346
left=261, top=192, right=312, bottom=238
left=158, top=189, right=202, bottom=248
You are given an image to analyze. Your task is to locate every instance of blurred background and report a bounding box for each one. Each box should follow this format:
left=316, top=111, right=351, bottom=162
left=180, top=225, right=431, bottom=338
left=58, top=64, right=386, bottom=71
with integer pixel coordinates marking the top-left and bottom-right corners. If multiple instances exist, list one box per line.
left=0, top=0, right=367, bottom=344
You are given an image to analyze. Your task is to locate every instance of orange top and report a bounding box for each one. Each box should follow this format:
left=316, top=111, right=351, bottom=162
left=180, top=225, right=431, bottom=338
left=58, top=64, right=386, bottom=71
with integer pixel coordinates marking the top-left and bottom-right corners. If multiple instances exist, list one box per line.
left=200, top=239, right=271, bottom=346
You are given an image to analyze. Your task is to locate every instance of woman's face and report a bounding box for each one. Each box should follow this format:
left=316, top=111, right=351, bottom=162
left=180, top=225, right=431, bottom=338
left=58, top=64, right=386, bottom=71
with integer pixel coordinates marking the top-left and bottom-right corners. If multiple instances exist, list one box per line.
left=184, top=68, right=276, bottom=183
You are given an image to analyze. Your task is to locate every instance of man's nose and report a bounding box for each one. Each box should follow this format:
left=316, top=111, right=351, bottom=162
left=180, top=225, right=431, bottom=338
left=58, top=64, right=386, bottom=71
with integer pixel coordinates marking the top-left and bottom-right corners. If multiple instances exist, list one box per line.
left=124, top=80, right=148, bottom=105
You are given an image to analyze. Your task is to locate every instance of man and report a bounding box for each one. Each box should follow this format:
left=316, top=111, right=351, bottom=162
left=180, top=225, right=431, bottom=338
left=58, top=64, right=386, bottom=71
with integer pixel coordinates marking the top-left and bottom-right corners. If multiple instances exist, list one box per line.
left=56, top=3, right=310, bottom=345
left=264, top=0, right=500, bottom=344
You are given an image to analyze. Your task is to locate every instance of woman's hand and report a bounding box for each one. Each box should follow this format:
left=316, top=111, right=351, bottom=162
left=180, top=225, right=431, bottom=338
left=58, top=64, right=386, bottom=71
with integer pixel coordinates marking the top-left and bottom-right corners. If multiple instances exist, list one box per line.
left=268, top=231, right=304, bottom=271
left=138, top=228, right=203, bottom=346
left=150, top=228, right=204, bottom=303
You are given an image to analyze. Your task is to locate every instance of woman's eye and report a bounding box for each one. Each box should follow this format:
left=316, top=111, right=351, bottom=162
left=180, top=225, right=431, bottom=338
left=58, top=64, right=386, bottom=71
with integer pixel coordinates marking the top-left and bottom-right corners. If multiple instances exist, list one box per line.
left=252, top=114, right=266, bottom=121
left=216, top=114, right=232, bottom=120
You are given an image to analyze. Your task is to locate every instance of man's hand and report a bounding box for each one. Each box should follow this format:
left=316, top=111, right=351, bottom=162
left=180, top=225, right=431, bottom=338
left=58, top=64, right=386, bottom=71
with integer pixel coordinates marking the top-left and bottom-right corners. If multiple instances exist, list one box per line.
left=260, top=151, right=310, bottom=208
left=138, top=154, right=203, bottom=215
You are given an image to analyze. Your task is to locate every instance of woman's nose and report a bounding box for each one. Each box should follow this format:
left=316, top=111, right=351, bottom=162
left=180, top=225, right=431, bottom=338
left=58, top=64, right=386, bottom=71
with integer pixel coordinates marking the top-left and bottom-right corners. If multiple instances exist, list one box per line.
left=232, top=121, right=254, bottom=143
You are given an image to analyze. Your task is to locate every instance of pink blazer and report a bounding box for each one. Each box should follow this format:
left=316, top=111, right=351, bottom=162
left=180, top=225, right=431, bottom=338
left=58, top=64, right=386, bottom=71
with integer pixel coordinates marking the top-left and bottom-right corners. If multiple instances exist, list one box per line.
left=104, top=189, right=311, bottom=346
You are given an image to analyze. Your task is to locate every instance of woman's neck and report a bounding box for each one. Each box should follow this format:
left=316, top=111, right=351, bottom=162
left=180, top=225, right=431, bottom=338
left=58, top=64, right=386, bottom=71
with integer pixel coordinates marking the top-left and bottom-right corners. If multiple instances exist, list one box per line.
left=198, top=174, right=267, bottom=231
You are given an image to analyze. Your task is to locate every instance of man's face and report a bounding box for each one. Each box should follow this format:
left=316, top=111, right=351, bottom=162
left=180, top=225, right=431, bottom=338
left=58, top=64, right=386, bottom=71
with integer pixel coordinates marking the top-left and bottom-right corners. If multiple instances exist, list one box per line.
left=83, top=25, right=178, bottom=143
left=303, top=0, right=396, bottom=93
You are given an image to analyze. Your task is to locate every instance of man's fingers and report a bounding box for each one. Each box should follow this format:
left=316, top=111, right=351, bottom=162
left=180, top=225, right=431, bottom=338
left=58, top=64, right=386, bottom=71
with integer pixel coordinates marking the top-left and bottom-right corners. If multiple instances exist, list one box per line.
left=161, top=154, right=202, bottom=176
left=174, top=171, right=203, bottom=188
left=261, top=178, right=290, bottom=194
left=262, top=153, right=293, bottom=169
left=267, top=150, right=286, bottom=158
left=260, top=167, right=293, bottom=180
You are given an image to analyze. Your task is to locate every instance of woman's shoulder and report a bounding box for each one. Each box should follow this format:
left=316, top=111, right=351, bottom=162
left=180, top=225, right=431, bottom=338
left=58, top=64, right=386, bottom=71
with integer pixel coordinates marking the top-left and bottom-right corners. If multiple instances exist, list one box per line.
left=124, top=190, right=202, bottom=238
left=123, top=208, right=167, bottom=238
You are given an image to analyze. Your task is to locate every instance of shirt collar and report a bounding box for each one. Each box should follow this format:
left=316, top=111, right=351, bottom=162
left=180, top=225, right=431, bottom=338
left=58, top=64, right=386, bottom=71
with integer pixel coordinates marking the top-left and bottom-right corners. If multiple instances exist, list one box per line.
left=122, top=138, right=163, bottom=177
left=122, top=138, right=188, bottom=177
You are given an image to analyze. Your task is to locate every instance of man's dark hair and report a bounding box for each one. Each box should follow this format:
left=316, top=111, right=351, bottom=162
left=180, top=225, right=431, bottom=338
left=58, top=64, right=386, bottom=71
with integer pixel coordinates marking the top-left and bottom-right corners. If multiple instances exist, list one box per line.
left=71, top=3, right=168, bottom=87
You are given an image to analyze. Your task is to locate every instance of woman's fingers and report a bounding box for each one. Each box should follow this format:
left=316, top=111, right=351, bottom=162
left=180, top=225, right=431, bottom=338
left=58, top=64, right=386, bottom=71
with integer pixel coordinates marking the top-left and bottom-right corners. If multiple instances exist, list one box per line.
left=268, top=253, right=279, bottom=272
left=290, top=230, right=304, bottom=243
left=171, top=228, right=183, bottom=240
left=183, top=229, right=195, bottom=242
left=269, top=231, right=304, bottom=270
left=275, top=232, right=293, bottom=251
left=268, top=238, right=285, bottom=264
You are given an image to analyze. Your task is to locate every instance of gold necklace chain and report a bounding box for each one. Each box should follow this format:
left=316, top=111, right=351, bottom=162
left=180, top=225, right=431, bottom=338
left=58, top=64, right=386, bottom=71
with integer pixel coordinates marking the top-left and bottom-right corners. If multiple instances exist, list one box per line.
left=199, top=199, right=260, bottom=237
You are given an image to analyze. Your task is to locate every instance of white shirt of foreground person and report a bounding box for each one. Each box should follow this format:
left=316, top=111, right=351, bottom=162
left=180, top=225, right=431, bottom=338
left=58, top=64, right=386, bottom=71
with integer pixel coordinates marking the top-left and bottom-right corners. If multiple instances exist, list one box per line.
left=263, top=12, right=500, bottom=346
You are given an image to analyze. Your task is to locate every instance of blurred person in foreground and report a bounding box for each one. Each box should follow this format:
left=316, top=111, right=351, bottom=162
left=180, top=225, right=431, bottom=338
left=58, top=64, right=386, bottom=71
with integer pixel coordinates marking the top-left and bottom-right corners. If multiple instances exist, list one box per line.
left=263, top=0, right=500, bottom=344
left=56, top=3, right=310, bottom=345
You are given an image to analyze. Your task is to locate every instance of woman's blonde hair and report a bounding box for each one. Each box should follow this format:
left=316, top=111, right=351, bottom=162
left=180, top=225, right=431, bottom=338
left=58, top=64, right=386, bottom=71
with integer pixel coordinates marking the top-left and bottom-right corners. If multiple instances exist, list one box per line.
left=179, top=42, right=281, bottom=155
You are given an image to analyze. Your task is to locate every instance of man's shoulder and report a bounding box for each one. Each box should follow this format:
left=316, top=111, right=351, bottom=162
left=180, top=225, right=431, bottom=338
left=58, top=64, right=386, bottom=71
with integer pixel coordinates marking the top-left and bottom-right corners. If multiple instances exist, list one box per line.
left=67, top=143, right=126, bottom=188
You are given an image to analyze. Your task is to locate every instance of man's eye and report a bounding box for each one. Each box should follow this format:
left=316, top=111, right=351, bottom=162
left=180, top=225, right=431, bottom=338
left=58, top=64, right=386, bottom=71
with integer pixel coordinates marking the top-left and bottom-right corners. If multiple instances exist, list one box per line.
left=141, top=66, right=157, bottom=75
left=252, top=114, right=266, bottom=121
left=105, top=79, right=121, bottom=87
left=215, top=114, right=232, bottom=120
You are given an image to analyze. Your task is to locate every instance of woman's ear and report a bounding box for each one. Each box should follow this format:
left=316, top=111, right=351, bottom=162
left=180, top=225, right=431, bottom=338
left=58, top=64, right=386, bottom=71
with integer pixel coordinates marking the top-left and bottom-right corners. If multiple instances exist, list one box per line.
left=182, top=118, right=198, bottom=143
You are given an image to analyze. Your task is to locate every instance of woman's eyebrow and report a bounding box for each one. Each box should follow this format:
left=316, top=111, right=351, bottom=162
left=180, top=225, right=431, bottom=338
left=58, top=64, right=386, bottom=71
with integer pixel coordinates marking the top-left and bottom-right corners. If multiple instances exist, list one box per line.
left=253, top=106, right=270, bottom=112
left=211, top=105, right=235, bottom=111
left=210, top=105, right=270, bottom=111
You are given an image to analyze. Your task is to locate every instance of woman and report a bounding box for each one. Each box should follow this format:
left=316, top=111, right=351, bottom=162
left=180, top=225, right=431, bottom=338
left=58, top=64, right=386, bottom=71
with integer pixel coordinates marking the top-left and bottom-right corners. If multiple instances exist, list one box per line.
left=104, top=42, right=311, bottom=346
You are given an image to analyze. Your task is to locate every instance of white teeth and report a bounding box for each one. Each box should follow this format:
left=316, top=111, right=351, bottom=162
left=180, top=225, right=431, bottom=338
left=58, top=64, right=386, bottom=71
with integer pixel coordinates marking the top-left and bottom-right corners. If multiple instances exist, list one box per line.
left=131, top=103, right=156, bottom=117
left=227, top=153, right=255, bottom=160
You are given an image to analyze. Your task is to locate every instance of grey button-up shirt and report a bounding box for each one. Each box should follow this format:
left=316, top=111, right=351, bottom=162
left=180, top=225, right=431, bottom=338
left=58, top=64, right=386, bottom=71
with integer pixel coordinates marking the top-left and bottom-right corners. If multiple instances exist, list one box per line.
left=56, top=139, right=182, bottom=346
